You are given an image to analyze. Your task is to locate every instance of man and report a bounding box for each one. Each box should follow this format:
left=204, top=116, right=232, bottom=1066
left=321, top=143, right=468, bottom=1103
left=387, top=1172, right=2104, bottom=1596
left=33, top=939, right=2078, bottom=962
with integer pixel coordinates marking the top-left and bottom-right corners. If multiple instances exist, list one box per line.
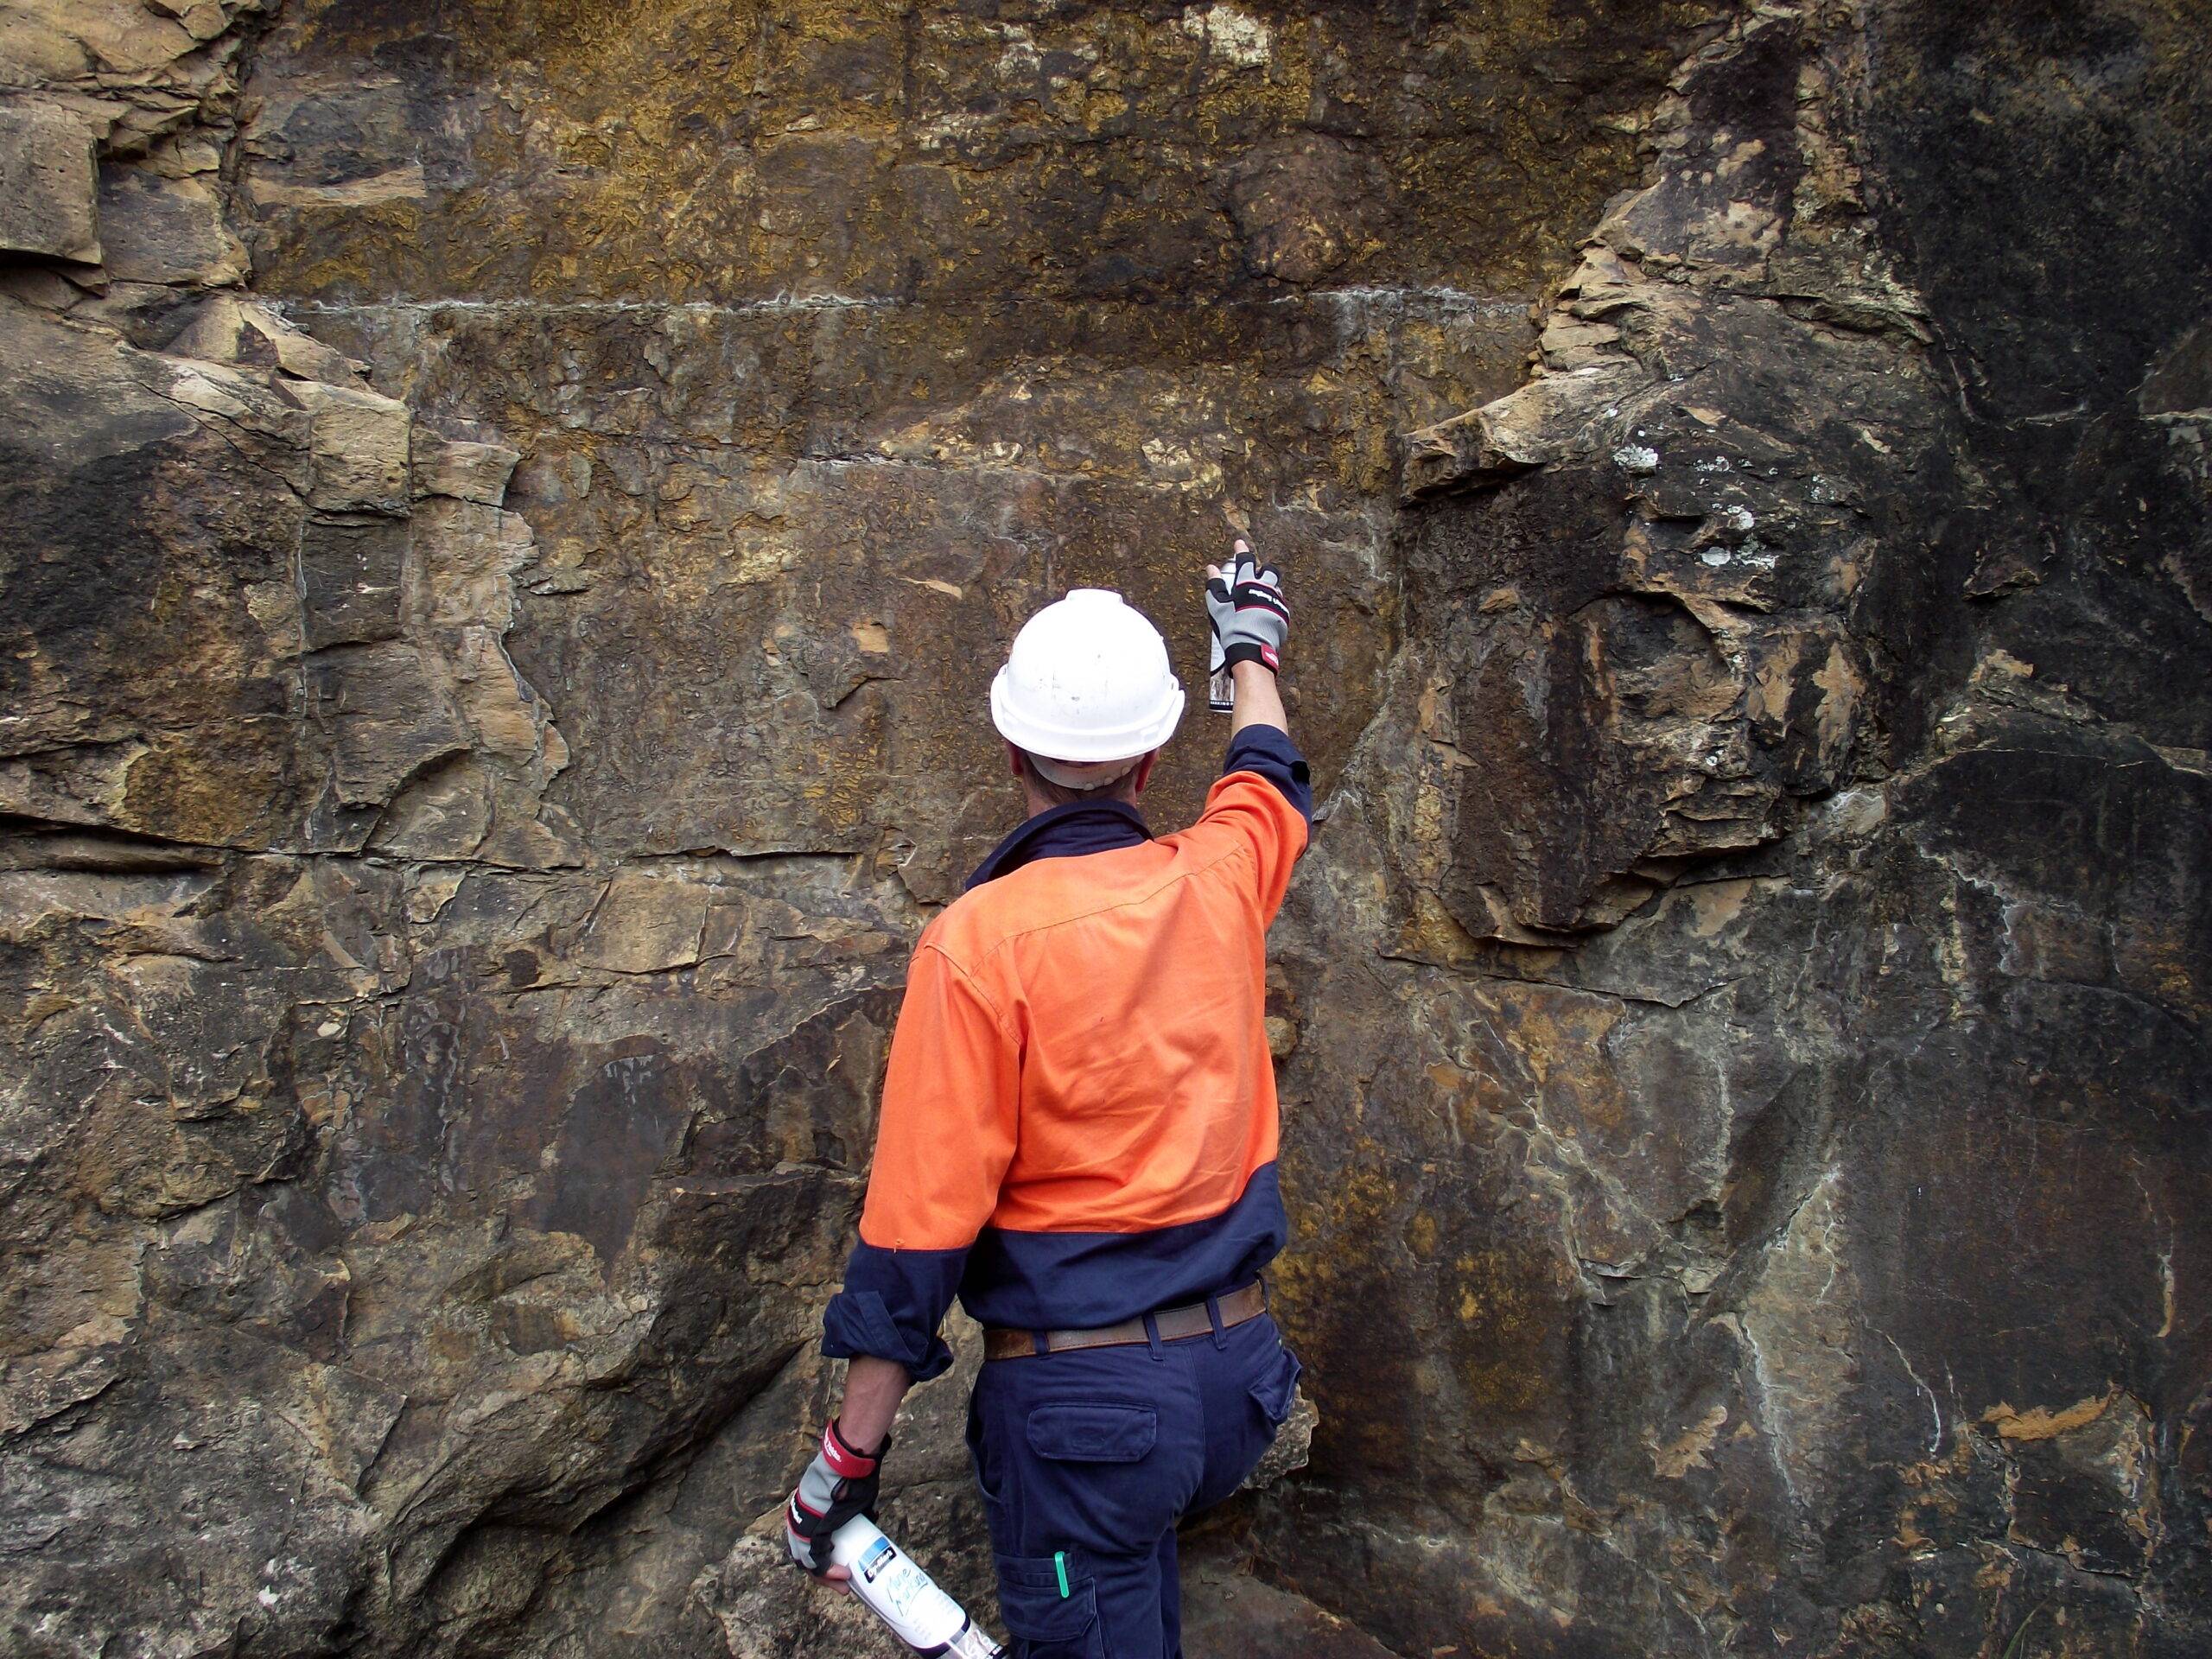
left=786, top=542, right=1308, bottom=1658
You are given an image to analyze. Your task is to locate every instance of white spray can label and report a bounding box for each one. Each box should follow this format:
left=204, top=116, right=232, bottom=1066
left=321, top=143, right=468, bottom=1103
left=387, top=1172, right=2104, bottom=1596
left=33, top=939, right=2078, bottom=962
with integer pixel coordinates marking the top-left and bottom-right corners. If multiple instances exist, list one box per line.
left=1208, top=660, right=1236, bottom=715
left=830, top=1516, right=1003, bottom=1657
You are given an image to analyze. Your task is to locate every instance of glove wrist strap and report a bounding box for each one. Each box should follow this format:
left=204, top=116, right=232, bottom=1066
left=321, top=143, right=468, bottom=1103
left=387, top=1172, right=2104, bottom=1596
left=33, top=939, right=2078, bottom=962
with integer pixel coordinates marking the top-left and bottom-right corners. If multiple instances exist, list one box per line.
left=1221, top=641, right=1280, bottom=673
left=822, top=1418, right=883, bottom=1477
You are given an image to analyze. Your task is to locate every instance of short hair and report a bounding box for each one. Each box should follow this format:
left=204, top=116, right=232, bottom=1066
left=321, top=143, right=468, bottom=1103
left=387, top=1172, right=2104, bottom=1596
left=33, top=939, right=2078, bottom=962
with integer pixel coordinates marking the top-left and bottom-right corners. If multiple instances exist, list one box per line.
left=1016, top=749, right=1147, bottom=807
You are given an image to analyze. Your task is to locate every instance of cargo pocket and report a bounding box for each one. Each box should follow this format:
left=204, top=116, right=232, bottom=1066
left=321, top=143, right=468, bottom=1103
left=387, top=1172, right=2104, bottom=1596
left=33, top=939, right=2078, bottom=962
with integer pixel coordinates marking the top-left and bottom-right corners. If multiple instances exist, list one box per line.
left=995, top=1554, right=1103, bottom=1658
left=1022, top=1401, right=1184, bottom=1551
left=1027, top=1402, right=1158, bottom=1464
left=1249, top=1344, right=1303, bottom=1431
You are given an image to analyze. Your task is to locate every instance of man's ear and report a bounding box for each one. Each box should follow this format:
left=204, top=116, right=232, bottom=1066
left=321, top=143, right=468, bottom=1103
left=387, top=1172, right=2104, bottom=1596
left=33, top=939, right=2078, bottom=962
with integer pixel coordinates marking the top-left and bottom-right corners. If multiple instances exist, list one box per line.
left=1007, top=741, right=1027, bottom=779
left=1130, top=751, right=1160, bottom=795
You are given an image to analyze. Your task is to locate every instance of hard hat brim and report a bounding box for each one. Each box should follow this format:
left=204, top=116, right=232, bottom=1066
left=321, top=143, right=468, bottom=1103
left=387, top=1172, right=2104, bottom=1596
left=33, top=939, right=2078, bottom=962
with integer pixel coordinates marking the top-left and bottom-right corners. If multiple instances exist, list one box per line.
left=990, top=666, right=1185, bottom=763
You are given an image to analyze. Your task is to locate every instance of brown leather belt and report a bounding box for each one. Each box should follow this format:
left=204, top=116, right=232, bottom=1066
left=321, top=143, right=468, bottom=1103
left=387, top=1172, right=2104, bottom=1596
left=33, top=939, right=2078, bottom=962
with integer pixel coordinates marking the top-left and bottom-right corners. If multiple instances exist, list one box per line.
left=983, top=1281, right=1267, bottom=1362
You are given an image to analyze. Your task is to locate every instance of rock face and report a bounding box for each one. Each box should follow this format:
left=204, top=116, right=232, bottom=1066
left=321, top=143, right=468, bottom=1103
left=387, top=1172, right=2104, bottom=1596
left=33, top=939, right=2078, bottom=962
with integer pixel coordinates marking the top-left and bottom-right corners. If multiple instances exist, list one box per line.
left=1, top=3, right=2205, bottom=1657
left=1265, top=7, right=2212, bottom=1656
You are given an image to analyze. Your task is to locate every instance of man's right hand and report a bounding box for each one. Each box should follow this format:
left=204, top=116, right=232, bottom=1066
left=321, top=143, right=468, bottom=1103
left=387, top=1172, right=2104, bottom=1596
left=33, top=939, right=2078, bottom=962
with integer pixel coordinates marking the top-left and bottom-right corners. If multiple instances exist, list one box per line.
left=1208, top=540, right=1289, bottom=675
left=785, top=1419, right=887, bottom=1575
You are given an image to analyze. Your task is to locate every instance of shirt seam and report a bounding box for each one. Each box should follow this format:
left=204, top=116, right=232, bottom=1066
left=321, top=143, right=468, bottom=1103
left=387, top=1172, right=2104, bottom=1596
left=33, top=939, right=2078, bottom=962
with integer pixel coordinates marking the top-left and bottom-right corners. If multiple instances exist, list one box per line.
left=914, top=939, right=1020, bottom=1046
left=983, top=1158, right=1281, bottom=1235
left=931, top=770, right=1303, bottom=981
left=1231, top=767, right=1313, bottom=855
left=944, top=836, right=1261, bottom=976
left=1207, top=767, right=1312, bottom=861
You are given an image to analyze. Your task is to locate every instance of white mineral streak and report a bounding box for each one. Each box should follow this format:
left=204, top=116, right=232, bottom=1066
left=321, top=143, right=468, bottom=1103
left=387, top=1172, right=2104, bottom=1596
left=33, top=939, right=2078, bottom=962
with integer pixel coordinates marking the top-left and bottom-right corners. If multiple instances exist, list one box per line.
left=1181, top=3, right=1274, bottom=67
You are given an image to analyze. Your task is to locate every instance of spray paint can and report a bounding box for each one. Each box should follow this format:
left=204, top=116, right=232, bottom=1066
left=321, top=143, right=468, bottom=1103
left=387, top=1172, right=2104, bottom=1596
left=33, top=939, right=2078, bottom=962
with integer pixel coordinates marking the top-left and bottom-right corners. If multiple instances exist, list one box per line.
left=830, top=1516, right=1003, bottom=1657
left=1209, top=518, right=1254, bottom=716
left=1208, top=657, right=1236, bottom=715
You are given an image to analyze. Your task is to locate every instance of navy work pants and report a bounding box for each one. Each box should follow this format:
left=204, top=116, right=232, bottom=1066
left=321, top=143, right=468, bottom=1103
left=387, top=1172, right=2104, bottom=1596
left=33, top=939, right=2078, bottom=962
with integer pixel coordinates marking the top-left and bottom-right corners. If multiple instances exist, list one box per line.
left=967, top=1308, right=1302, bottom=1659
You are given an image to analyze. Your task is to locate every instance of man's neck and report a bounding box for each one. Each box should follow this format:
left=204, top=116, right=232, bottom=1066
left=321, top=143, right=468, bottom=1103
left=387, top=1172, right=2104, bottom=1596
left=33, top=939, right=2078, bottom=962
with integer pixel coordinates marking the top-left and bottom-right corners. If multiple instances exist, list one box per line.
left=1020, top=789, right=1135, bottom=820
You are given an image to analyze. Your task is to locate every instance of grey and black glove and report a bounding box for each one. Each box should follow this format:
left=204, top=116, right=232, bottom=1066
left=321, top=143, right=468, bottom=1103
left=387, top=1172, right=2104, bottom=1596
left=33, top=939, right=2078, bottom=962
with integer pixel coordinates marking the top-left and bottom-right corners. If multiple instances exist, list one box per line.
left=1221, top=539, right=1292, bottom=654
left=1205, top=542, right=1288, bottom=708
left=784, top=1419, right=886, bottom=1574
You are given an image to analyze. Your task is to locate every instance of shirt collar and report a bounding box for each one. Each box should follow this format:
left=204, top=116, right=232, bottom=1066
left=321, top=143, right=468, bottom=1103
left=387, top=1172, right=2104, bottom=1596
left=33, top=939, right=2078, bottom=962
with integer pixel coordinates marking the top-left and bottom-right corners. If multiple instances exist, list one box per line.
left=963, top=800, right=1153, bottom=891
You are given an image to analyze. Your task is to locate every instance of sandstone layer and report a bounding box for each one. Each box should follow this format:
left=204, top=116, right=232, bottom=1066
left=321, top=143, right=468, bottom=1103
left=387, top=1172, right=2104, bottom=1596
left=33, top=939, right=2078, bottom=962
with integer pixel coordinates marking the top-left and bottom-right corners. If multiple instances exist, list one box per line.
left=1, top=3, right=2206, bottom=1657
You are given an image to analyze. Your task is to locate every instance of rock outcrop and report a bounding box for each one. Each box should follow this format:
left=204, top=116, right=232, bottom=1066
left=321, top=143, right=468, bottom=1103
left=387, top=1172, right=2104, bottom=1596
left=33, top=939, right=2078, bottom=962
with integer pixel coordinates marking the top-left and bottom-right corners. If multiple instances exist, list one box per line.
left=1, top=3, right=2204, bottom=1657
left=1266, top=6, right=2212, bottom=1655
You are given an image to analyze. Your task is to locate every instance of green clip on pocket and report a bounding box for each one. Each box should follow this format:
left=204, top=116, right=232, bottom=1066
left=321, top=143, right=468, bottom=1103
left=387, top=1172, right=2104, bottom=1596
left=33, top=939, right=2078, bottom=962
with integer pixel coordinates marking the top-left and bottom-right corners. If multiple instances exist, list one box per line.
left=994, top=1554, right=1100, bottom=1653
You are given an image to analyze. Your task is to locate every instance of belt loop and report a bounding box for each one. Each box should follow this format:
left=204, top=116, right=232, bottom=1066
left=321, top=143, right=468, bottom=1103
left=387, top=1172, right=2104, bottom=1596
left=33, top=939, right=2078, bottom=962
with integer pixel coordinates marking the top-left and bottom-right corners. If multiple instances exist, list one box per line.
left=1032, top=1329, right=1049, bottom=1357
left=1205, top=1293, right=1228, bottom=1351
left=1142, top=1312, right=1164, bottom=1362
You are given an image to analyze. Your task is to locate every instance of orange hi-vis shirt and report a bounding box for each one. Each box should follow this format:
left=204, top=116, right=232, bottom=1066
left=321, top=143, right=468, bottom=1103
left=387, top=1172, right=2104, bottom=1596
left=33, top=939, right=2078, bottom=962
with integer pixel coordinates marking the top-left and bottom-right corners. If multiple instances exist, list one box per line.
left=821, top=726, right=1312, bottom=1378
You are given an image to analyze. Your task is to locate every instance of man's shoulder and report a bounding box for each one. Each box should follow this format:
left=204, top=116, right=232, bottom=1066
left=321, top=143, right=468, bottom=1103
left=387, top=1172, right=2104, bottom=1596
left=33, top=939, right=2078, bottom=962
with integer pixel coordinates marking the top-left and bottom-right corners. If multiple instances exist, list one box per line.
left=916, top=880, right=999, bottom=964
left=918, top=867, right=1041, bottom=970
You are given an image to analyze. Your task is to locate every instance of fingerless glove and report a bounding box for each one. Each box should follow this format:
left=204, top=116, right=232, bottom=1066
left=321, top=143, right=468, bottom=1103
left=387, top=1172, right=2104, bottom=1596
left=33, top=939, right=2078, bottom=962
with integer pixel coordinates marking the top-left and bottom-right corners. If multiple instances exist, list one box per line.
left=784, top=1418, right=887, bottom=1574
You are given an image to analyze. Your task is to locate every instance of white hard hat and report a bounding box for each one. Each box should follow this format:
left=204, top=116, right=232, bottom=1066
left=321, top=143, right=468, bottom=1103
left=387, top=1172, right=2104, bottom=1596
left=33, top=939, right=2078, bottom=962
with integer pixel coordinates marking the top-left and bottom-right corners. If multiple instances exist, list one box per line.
left=989, top=588, right=1185, bottom=766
